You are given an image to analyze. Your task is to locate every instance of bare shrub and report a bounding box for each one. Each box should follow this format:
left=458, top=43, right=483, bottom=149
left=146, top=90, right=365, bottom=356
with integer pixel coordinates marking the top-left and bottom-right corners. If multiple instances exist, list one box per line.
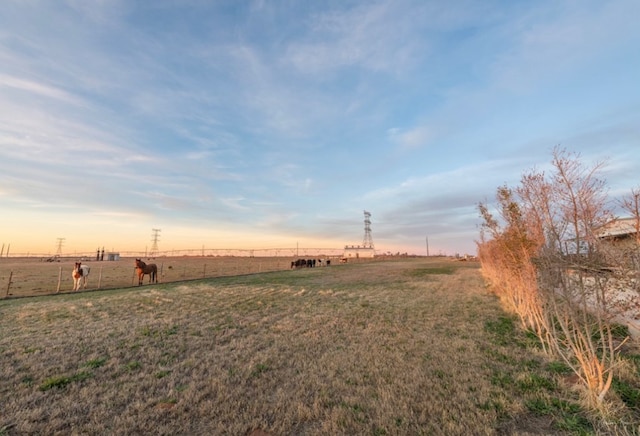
left=478, top=147, right=632, bottom=412
left=478, top=187, right=551, bottom=353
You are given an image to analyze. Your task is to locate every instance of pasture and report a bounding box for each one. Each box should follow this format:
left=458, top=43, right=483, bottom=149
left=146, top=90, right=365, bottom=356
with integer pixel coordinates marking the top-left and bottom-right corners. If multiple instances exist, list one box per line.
left=1, top=258, right=638, bottom=435
left=1, top=256, right=306, bottom=298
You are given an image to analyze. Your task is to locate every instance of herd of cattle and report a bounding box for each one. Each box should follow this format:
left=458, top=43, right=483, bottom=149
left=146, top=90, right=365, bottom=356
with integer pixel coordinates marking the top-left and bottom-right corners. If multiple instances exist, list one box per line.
left=290, top=258, right=332, bottom=268
left=67, top=257, right=339, bottom=292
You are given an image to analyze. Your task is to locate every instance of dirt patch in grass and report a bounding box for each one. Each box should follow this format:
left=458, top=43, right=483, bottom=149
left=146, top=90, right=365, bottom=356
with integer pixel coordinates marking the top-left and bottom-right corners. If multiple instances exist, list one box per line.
left=0, top=258, right=633, bottom=434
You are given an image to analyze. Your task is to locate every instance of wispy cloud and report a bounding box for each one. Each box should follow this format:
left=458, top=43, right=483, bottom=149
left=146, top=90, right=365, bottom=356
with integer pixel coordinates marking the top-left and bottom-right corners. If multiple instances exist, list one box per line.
left=0, top=1, right=638, bottom=255
left=490, top=0, right=640, bottom=92
left=0, top=74, right=83, bottom=105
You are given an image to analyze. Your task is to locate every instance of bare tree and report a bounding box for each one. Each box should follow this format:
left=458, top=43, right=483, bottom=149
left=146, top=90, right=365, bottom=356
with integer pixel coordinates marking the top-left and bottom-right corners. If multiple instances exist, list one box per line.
left=479, top=147, right=628, bottom=411
left=528, top=148, right=623, bottom=410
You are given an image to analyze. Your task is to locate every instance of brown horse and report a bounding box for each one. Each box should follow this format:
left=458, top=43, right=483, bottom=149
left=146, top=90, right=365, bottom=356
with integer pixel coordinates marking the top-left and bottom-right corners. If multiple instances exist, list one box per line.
left=135, top=258, right=158, bottom=285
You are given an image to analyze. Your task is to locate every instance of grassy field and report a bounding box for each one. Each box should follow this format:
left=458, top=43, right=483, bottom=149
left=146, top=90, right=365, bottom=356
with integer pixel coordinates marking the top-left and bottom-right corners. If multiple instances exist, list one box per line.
left=1, top=258, right=638, bottom=435
left=0, top=256, right=300, bottom=298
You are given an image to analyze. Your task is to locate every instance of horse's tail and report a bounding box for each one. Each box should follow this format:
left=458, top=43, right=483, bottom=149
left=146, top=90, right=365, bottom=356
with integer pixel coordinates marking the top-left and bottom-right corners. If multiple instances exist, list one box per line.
left=152, top=265, right=158, bottom=283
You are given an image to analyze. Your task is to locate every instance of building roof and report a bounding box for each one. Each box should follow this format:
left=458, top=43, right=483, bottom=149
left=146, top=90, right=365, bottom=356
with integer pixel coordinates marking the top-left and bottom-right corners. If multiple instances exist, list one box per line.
left=596, top=217, right=639, bottom=238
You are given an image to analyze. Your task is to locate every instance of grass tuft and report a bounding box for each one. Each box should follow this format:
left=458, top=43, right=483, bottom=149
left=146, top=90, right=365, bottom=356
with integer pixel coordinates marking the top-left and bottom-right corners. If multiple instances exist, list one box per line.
left=408, top=266, right=456, bottom=277
left=547, top=361, right=572, bottom=374
left=554, top=413, right=593, bottom=434
left=517, top=374, right=556, bottom=393
left=526, top=397, right=582, bottom=416
left=484, top=315, right=516, bottom=345
left=39, top=371, right=92, bottom=391
left=85, top=357, right=107, bottom=369
left=39, top=375, right=73, bottom=391
left=612, top=378, right=640, bottom=409
left=249, top=363, right=270, bottom=379
left=155, top=370, right=171, bottom=379
left=125, top=361, right=142, bottom=371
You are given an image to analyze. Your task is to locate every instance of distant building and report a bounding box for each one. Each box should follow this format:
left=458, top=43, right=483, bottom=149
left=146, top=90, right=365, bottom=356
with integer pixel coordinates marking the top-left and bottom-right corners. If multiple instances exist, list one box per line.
left=106, top=252, right=120, bottom=261
left=596, top=217, right=640, bottom=249
left=343, top=210, right=376, bottom=259
left=343, top=245, right=376, bottom=259
left=597, top=217, right=639, bottom=239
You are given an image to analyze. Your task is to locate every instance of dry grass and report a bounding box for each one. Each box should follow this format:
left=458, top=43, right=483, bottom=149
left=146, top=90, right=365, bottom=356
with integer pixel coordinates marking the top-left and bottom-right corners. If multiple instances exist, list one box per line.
left=0, top=256, right=301, bottom=298
left=0, top=258, right=632, bottom=435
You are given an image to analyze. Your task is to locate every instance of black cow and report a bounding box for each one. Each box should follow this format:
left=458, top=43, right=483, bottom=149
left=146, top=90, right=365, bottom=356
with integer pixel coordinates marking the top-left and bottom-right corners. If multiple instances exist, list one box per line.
left=292, top=259, right=307, bottom=269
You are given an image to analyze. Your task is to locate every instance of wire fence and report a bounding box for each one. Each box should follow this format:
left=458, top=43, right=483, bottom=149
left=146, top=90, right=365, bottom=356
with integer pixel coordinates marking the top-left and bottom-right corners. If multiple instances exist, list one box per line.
left=0, top=247, right=348, bottom=259
left=1, top=254, right=367, bottom=299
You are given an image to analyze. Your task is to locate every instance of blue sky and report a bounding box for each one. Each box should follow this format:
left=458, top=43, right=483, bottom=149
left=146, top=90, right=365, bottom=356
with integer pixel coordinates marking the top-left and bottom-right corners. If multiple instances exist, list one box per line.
left=1, top=0, right=639, bottom=256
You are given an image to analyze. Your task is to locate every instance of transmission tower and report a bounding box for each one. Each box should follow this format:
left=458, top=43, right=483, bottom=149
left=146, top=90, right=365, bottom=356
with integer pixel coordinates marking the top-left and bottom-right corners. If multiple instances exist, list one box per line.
left=55, top=238, right=65, bottom=255
left=150, top=228, right=161, bottom=256
left=362, top=211, right=374, bottom=249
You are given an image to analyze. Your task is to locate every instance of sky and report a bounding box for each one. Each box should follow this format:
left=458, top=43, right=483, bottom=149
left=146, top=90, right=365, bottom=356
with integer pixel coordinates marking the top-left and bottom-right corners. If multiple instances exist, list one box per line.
left=1, top=0, right=639, bottom=257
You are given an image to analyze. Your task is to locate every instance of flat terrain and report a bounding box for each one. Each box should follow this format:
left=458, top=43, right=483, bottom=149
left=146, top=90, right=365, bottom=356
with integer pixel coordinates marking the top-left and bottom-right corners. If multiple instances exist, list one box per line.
left=0, top=258, right=637, bottom=435
left=0, top=256, right=306, bottom=298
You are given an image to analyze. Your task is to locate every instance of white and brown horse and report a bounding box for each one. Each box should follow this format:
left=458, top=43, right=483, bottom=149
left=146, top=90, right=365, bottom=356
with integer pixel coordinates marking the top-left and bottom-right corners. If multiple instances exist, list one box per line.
left=72, top=262, right=90, bottom=291
left=135, top=258, right=158, bottom=285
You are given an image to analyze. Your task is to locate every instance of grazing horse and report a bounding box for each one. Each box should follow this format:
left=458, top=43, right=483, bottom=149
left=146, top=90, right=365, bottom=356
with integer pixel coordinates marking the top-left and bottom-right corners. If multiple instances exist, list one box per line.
left=135, top=258, right=158, bottom=285
left=72, top=262, right=90, bottom=291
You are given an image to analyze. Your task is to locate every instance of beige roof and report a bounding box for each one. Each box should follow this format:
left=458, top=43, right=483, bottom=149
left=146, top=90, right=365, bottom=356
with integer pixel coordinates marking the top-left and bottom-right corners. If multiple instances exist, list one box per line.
left=596, top=217, right=639, bottom=238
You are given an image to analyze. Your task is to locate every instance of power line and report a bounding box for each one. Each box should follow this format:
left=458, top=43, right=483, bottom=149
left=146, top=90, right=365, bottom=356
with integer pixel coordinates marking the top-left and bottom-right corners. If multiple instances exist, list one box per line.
left=150, top=229, right=161, bottom=256
left=55, top=238, right=65, bottom=255
left=362, top=210, right=374, bottom=249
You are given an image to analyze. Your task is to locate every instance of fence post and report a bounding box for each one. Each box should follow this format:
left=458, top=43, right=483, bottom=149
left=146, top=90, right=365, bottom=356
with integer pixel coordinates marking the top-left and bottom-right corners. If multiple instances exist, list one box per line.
left=98, top=266, right=103, bottom=289
left=56, top=267, right=62, bottom=293
left=4, top=271, right=12, bottom=298
left=203, top=264, right=206, bottom=278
